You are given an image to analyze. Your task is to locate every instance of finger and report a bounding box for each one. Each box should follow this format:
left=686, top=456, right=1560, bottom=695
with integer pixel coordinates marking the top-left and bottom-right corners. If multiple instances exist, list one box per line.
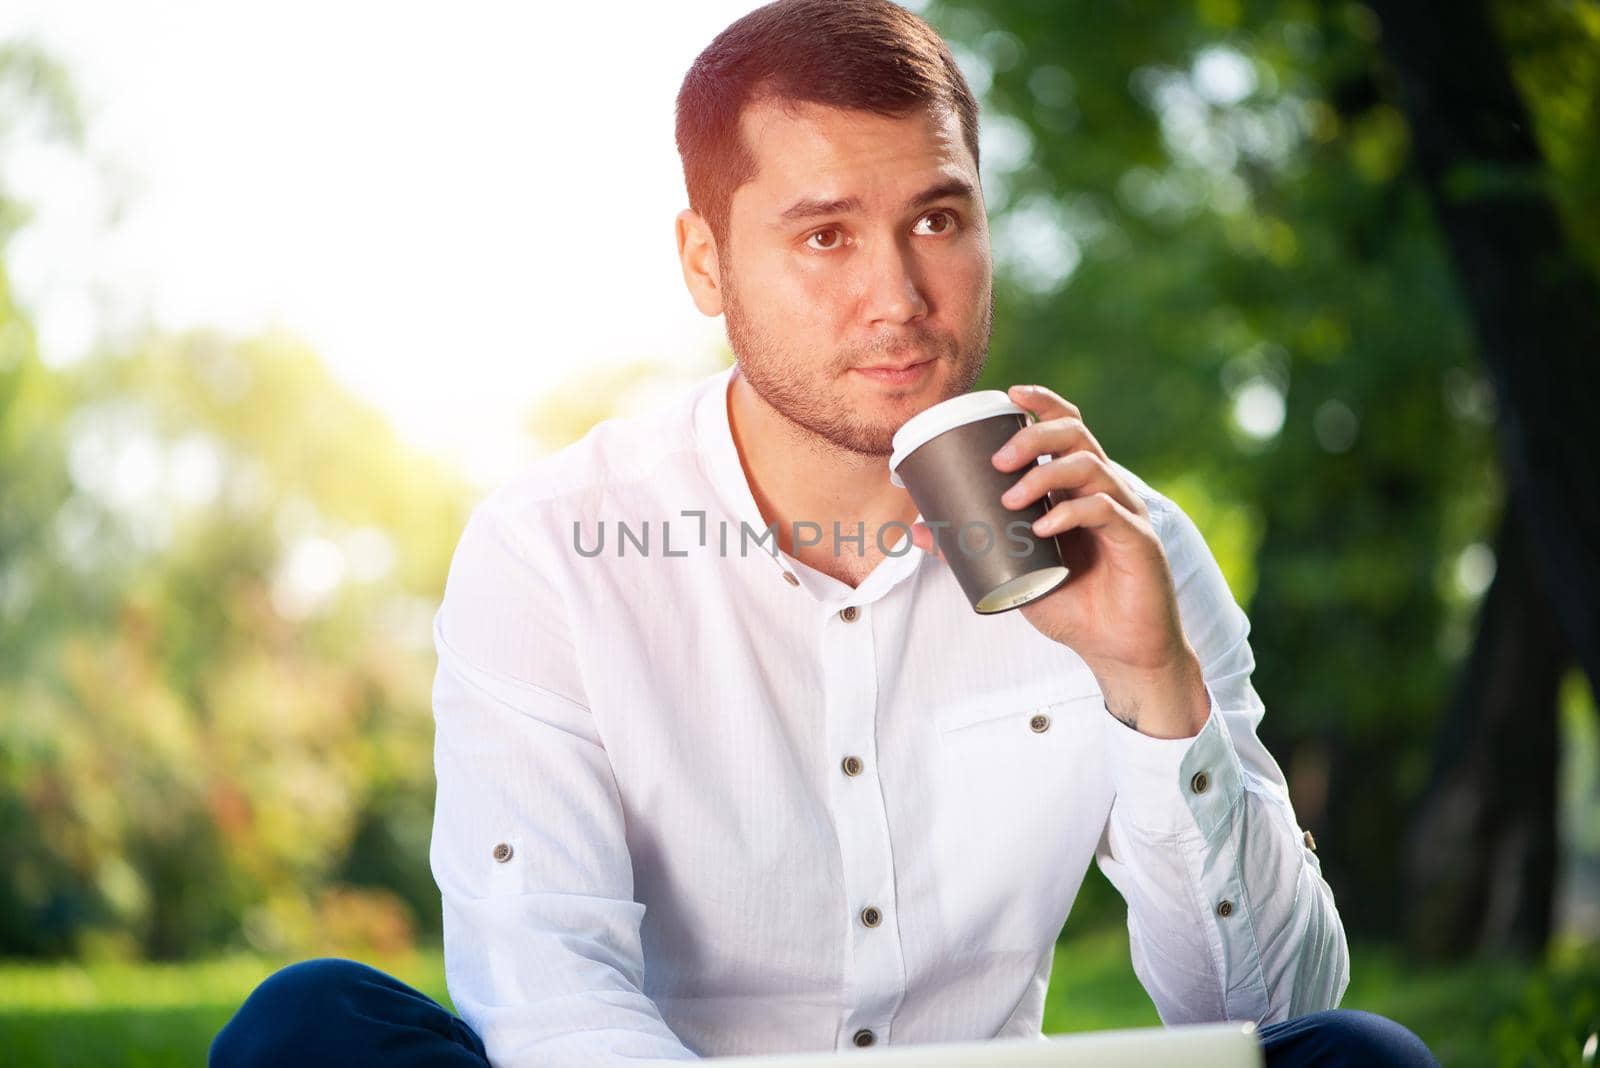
left=992, top=415, right=1107, bottom=471
left=1032, top=491, right=1155, bottom=549
left=1000, top=451, right=1146, bottom=517
left=909, top=521, right=943, bottom=559
left=1006, top=383, right=1081, bottom=424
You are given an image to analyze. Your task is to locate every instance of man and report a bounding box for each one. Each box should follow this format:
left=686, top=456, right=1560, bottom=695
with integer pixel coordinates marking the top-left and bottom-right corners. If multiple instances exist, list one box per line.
left=210, top=2, right=1438, bottom=1066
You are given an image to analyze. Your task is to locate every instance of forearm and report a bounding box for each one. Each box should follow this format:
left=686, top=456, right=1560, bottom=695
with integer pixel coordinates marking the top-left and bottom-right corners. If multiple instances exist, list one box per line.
left=1096, top=690, right=1350, bottom=1024
left=1083, top=472, right=1349, bottom=1024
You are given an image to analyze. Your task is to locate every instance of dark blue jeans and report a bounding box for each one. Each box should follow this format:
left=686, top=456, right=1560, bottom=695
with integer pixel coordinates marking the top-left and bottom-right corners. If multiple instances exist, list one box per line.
left=209, top=957, right=1439, bottom=1067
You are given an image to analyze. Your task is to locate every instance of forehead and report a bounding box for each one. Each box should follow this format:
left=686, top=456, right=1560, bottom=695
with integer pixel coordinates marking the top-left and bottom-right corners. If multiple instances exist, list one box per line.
left=732, top=98, right=977, bottom=219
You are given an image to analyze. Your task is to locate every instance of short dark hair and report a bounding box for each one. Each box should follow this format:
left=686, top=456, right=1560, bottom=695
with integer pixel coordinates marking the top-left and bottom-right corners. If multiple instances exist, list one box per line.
left=674, top=0, right=982, bottom=252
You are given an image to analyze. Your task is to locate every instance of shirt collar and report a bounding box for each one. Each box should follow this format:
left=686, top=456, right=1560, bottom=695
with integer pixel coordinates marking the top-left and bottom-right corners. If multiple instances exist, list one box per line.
left=691, top=361, right=926, bottom=606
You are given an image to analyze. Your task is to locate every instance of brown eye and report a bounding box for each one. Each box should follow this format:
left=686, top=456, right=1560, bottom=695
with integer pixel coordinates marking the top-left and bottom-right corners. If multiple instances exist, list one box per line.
left=915, top=211, right=955, bottom=235
left=806, top=228, right=843, bottom=250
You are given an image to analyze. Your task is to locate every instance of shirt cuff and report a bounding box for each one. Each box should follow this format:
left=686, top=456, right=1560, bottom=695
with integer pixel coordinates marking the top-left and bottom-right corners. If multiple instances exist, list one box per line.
left=1104, top=677, right=1246, bottom=838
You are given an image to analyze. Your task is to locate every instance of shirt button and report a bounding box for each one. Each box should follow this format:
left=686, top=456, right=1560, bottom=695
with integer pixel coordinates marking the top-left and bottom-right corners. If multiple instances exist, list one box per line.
left=1030, top=713, right=1051, bottom=732
left=492, top=842, right=513, bottom=863
left=783, top=571, right=800, bottom=586
left=1190, top=770, right=1210, bottom=795
left=852, top=1029, right=875, bottom=1047
left=839, top=605, right=859, bottom=622
left=841, top=755, right=863, bottom=777
left=1216, top=899, right=1235, bottom=918
left=860, top=906, right=882, bottom=928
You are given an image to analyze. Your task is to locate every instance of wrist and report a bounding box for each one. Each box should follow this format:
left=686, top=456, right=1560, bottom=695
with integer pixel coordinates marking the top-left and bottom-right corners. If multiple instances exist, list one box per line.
left=1097, top=644, right=1210, bottom=739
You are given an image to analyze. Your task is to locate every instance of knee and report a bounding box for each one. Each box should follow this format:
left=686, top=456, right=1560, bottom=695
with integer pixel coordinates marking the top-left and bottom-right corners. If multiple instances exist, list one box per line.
left=230, top=956, right=378, bottom=1020
left=209, top=957, right=378, bottom=1067
left=1276, top=1008, right=1438, bottom=1068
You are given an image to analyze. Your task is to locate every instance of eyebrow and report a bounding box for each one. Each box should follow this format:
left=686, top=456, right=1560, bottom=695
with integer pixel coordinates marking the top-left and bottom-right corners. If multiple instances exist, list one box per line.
left=776, top=177, right=978, bottom=223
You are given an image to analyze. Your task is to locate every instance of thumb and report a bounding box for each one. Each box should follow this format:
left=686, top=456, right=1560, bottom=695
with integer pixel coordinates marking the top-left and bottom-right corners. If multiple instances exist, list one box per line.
left=909, top=521, right=943, bottom=559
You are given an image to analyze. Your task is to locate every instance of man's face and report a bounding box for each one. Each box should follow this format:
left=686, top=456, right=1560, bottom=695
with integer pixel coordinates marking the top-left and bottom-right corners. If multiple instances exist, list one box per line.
left=719, top=97, right=993, bottom=457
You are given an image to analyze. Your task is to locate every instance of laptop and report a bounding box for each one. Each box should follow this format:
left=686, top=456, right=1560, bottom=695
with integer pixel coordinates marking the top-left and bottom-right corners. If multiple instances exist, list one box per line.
left=706, top=1022, right=1262, bottom=1067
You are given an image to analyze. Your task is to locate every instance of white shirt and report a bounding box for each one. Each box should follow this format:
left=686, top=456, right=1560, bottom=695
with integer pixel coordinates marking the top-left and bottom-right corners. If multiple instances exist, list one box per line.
left=428, top=362, right=1349, bottom=1066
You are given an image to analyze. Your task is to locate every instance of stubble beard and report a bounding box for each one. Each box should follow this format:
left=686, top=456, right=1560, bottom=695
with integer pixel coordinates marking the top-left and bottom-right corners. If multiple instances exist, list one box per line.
left=721, top=267, right=994, bottom=458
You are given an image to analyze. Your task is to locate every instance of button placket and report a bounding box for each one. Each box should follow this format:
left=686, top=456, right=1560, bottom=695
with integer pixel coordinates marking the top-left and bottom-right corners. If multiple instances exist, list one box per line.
left=820, top=598, right=904, bottom=1050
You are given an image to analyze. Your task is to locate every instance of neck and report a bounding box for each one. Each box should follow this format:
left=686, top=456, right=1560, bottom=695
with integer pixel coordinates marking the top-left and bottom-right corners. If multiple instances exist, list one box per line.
left=726, top=366, right=920, bottom=587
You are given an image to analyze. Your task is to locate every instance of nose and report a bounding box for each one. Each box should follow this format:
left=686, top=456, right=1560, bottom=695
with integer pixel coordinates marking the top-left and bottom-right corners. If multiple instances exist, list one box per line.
left=862, top=235, right=929, bottom=327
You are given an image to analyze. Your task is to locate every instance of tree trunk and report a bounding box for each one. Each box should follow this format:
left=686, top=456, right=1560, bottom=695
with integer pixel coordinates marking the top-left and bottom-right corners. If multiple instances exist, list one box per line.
left=1369, top=0, right=1600, bottom=956
left=1368, top=0, right=1600, bottom=697
left=1404, top=509, right=1566, bottom=956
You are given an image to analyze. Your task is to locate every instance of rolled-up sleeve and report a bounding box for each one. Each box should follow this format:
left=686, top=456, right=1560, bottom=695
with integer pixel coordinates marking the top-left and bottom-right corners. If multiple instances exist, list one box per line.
left=1092, top=474, right=1350, bottom=1026
left=430, top=502, right=701, bottom=1065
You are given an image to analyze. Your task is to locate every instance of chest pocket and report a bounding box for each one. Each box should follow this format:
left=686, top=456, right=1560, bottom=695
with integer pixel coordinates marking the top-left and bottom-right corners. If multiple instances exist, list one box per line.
left=928, top=685, right=1113, bottom=950
left=934, top=686, right=1104, bottom=790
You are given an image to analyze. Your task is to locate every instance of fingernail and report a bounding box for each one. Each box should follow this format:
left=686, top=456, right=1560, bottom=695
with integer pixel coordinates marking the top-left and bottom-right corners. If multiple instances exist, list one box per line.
left=993, top=445, right=1014, bottom=464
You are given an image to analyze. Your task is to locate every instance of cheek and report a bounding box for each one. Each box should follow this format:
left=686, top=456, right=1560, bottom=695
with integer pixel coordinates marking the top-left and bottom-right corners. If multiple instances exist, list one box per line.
left=790, top=258, right=858, bottom=305
left=735, top=258, right=842, bottom=343
left=767, top=257, right=857, bottom=325
left=953, top=234, right=993, bottom=282
left=927, top=250, right=991, bottom=312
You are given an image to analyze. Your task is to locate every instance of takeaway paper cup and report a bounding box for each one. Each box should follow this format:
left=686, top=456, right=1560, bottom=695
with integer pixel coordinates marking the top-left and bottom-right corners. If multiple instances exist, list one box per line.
left=889, top=390, right=1070, bottom=614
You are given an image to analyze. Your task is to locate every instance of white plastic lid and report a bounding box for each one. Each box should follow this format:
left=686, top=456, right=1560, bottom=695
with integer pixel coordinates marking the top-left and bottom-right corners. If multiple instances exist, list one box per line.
left=888, top=390, right=1026, bottom=487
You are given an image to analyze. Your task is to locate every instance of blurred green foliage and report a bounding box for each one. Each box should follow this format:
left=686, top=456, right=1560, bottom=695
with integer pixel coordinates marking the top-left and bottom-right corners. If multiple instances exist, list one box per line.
left=2, top=47, right=473, bottom=963
left=0, top=300, right=471, bottom=960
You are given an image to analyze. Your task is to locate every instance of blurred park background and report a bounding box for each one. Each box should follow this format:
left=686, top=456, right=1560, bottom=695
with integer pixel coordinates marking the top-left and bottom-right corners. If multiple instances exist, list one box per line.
left=1, top=0, right=1597, bottom=1065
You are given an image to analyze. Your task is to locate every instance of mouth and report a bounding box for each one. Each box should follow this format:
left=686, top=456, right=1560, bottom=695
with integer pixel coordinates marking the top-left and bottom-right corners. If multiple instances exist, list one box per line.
left=853, top=357, right=935, bottom=386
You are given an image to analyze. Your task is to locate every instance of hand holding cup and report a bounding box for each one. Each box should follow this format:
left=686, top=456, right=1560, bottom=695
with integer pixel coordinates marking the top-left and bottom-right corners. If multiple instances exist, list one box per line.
left=905, top=383, right=1210, bottom=738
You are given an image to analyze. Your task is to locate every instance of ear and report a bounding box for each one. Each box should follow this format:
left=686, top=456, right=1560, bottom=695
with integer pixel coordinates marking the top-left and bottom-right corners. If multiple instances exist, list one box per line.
left=676, top=209, right=724, bottom=317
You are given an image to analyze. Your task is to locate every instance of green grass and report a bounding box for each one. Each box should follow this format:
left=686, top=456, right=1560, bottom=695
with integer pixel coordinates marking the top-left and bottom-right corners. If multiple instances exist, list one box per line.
left=1041, top=926, right=1600, bottom=1067
left=0, top=934, right=1594, bottom=1067
left=0, top=951, right=453, bottom=1068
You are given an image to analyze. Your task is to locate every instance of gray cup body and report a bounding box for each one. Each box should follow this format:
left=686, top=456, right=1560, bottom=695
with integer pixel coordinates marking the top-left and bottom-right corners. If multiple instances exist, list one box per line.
left=893, top=413, right=1069, bottom=614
